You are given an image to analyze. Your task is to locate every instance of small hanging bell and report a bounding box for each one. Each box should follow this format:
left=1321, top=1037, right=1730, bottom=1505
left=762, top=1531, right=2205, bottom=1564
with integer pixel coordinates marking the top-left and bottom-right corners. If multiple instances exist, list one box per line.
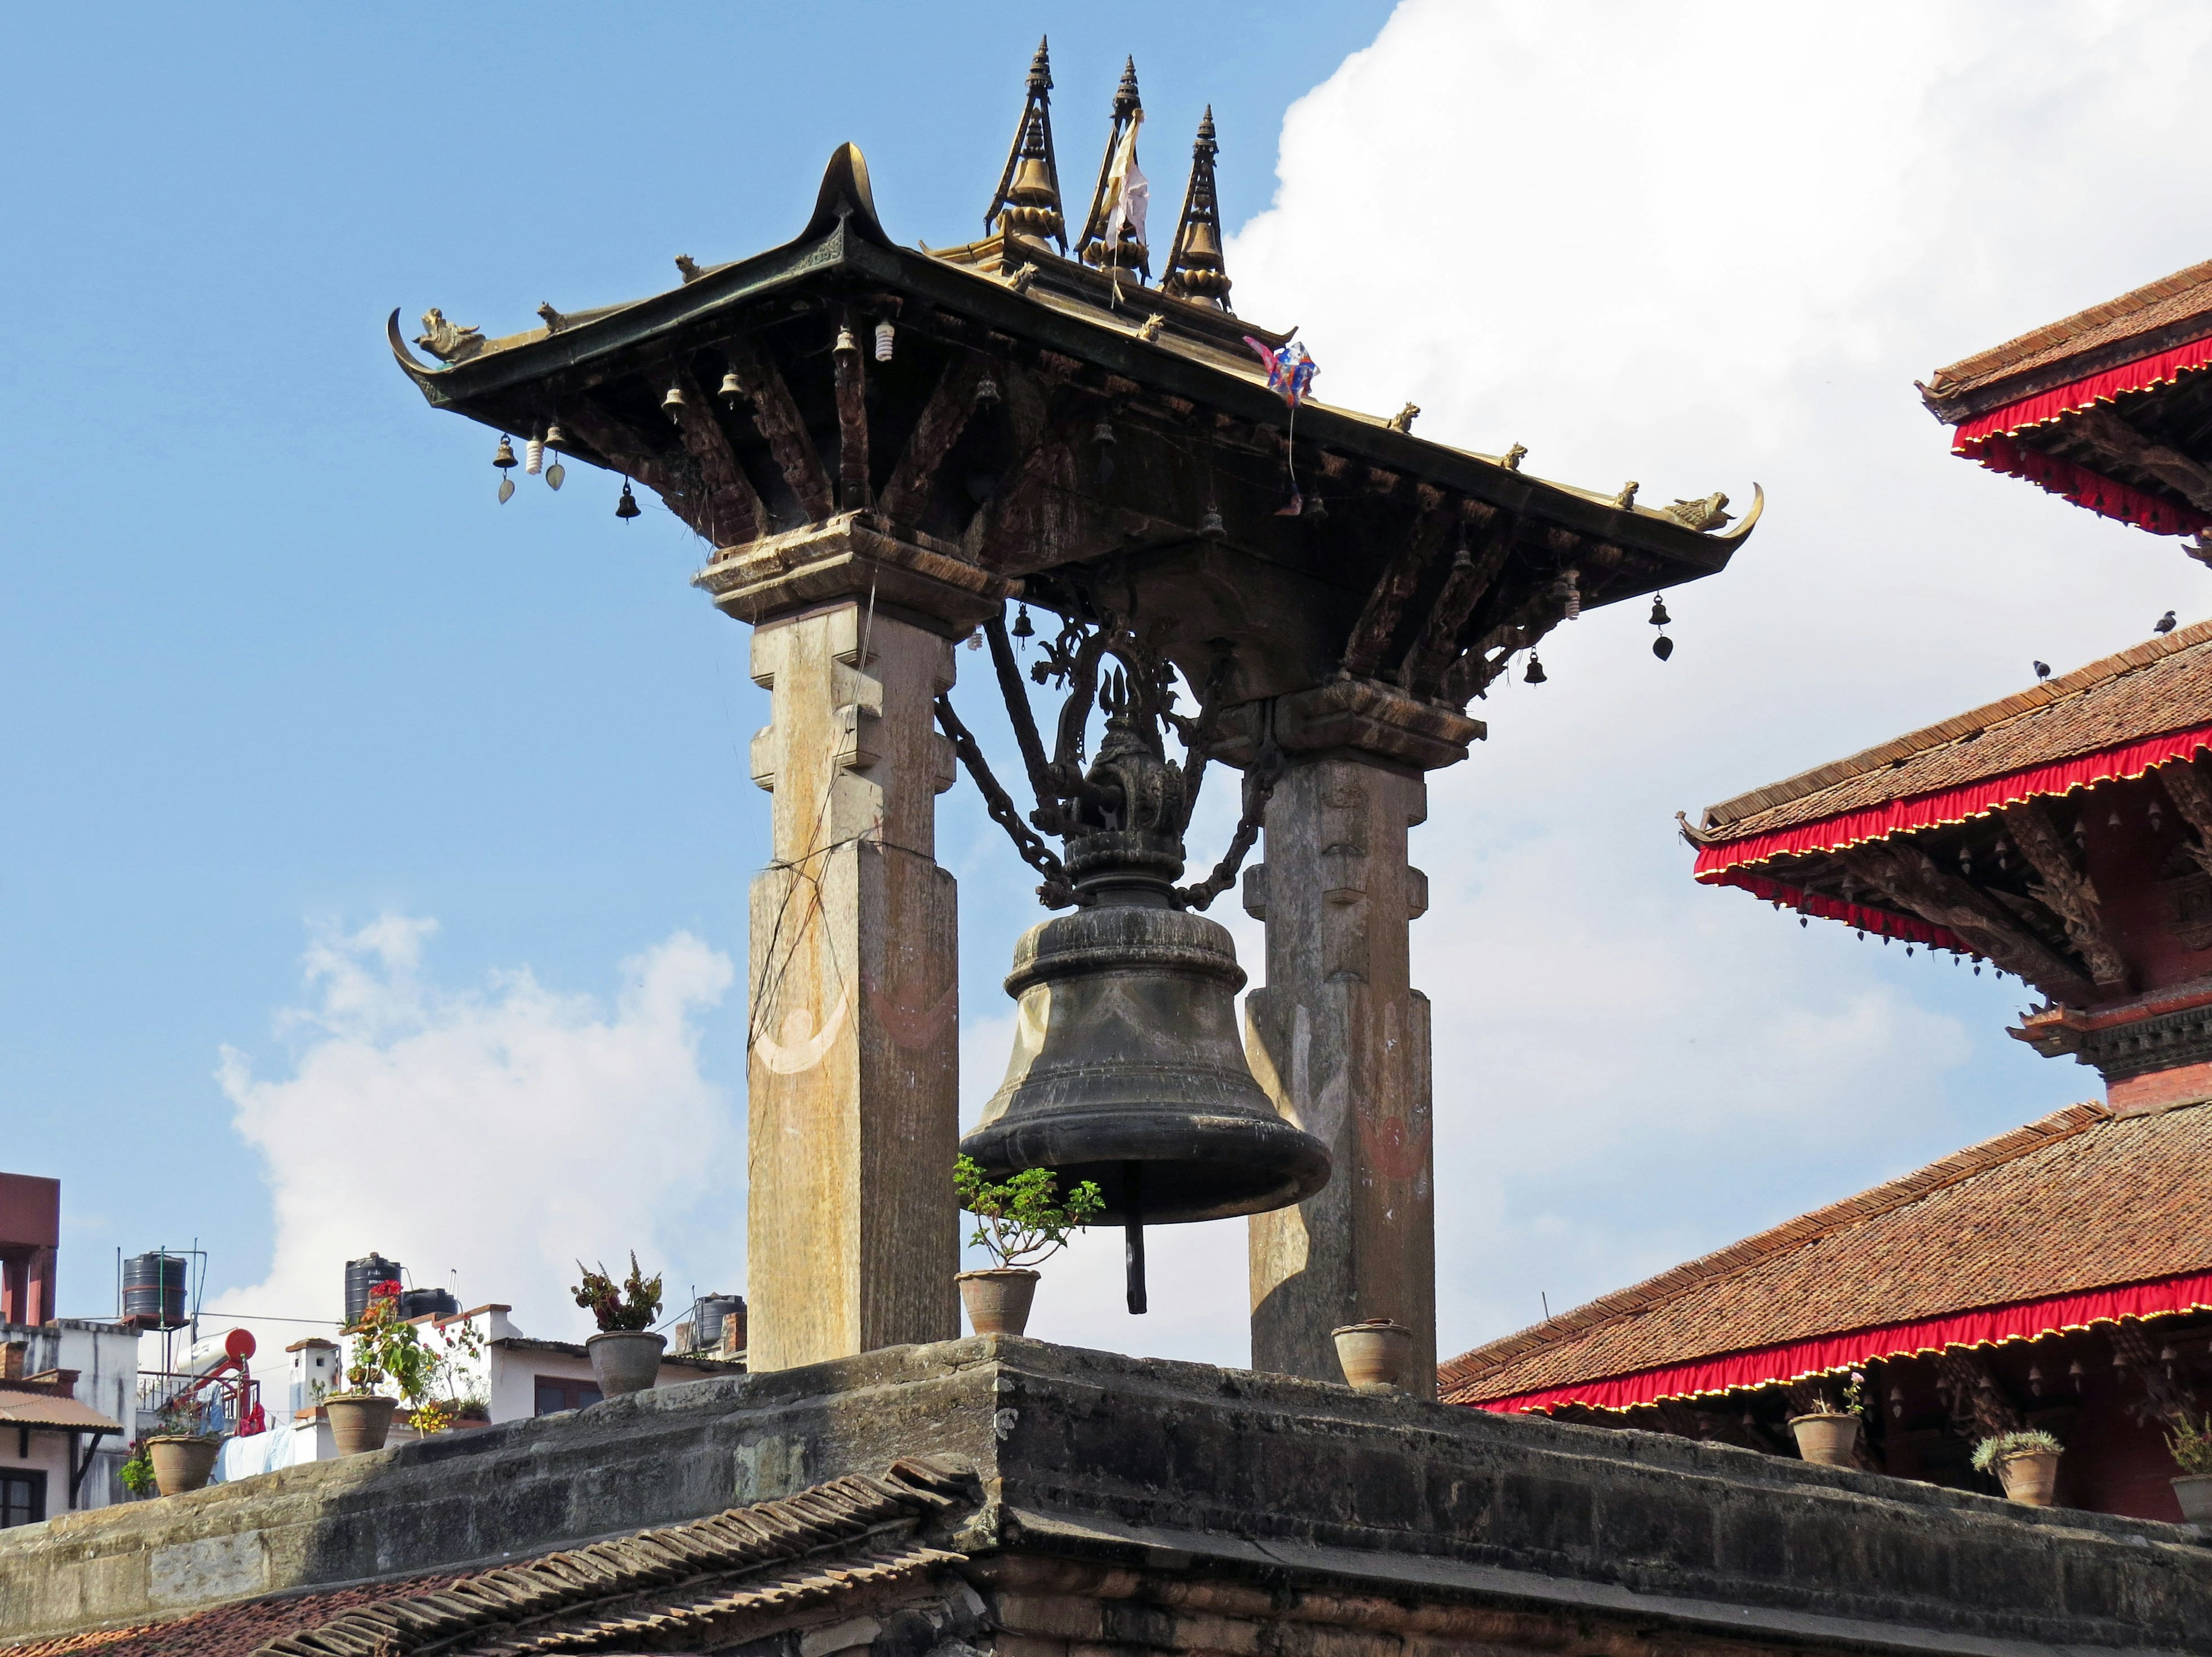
left=1093, top=419, right=1117, bottom=486
left=718, top=368, right=746, bottom=406
left=661, top=382, right=688, bottom=423
left=616, top=479, right=641, bottom=520
left=2107, top=806, right=2123, bottom=829
left=1652, top=633, right=1674, bottom=661
left=1649, top=594, right=1671, bottom=628
left=493, top=434, right=518, bottom=470
left=874, top=319, right=895, bottom=362
left=498, top=474, right=516, bottom=505
left=1200, top=502, right=1226, bottom=539
left=524, top=436, right=545, bottom=476
left=544, top=421, right=566, bottom=447
left=834, top=325, right=860, bottom=366
left=1012, top=606, right=1035, bottom=640
left=975, top=372, right=1002, bottom=407
left=1525, top=652, right=1548, bottom=684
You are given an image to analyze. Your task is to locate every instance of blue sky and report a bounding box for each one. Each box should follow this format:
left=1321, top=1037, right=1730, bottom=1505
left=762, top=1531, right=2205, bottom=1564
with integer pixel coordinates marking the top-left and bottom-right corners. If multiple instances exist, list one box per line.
left=0, top=2, right=1388, bottom=1322
left=6, top=2, right=2205, bottom=1363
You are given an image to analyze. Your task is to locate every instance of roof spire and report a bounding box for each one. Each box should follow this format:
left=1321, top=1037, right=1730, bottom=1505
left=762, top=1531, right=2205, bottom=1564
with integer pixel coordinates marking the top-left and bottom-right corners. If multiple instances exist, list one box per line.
left=1078, top=57, right=1151, bottom=281
left=984, top=36, right=1066, bottom=252
left=1161, top=107, right=1230, bottom=309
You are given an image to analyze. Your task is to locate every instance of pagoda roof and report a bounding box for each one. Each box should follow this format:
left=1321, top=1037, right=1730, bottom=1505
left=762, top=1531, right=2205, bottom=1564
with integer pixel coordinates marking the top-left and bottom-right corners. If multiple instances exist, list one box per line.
left=1440, top=1096, right=2212, bottom=1415
left=1919, top=258, right=2212, bottom=541
left=389, top=144, right=1759, bottom=584
left=1696, top=616, right=2212, bottom=858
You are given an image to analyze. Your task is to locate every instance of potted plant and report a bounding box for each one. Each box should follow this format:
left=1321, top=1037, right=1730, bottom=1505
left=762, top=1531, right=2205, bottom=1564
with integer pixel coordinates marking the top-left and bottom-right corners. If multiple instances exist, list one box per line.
left=327, top=1279, right=478, bottom=1452
left=1972, top=1427, right=2065, bottom=1506
left=143, top=1398, right=224, bottom=1496
left=1331, top=1319, right=1415, bottom=1390
left=118, top=1440, right=156, bottom=1500
left=573, top=1253, right=666, bottom=1397
left=1789, top=1371, right=1869, bottom=1468
left=2164, top=1409, right=2212, bottom=1524
left=953, top=1156, right=1104, bottom=1337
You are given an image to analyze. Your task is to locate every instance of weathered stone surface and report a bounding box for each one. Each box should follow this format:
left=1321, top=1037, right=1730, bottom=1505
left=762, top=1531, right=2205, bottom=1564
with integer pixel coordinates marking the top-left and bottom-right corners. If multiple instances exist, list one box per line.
left=731, top=519, right=988, bottom=1370
left=5, top=1341, right=2207, bottom=1653
left=1248, top=755, right=1438, bottom=1394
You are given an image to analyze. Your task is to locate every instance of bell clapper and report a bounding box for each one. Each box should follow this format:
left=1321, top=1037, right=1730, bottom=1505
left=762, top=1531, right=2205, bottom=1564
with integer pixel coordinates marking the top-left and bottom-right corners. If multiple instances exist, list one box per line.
left=1124, top=1161, right=1147, bottom=1315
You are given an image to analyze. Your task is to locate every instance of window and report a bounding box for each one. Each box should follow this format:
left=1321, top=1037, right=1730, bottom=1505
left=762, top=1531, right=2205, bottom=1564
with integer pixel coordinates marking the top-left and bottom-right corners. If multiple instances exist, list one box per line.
left=533, top=1376, right=602, bottom=1416
left=0, top=1470, right=44, bottom=1529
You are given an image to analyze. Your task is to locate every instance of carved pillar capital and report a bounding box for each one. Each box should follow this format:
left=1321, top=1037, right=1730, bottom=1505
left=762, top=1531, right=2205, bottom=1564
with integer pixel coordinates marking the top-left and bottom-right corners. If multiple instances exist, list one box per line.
left=1215, top=680, right=1484, bottom=775
left=694, top=511, right=1013, bottom=639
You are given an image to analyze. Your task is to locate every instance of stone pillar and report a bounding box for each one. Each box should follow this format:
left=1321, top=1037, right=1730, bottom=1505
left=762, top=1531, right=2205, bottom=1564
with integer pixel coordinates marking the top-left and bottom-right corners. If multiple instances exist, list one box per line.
left=1234, top=683, right=1481, bottom=1398
left=696, top=516, right=1007, bottom=1371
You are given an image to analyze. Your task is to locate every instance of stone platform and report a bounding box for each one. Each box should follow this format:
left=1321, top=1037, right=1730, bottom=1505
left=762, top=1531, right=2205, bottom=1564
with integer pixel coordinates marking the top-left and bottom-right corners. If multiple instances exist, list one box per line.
left=2, top=1338, right=2207, bottom=1654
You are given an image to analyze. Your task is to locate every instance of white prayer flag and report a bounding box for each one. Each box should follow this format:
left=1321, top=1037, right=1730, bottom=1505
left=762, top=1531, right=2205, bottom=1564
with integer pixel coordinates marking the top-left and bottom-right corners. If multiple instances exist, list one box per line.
left=1103, top=109, right=1148, bottom=252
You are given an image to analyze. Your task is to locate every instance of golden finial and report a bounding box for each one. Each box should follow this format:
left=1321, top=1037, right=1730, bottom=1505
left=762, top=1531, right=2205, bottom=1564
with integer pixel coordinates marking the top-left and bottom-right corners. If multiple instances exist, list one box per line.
left=985, top=37, right=1066, bottom=252
left=1078, top=58, right=1151, bottom=279
left=1161, top=106, right=1230, bottom=308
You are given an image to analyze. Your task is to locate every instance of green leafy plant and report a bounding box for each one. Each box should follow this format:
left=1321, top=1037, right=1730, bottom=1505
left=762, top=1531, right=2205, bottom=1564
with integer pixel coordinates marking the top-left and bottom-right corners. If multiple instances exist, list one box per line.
left=152, top=1395, right=213, bottom=1439
left=1971, top=1427, right=2063, bottom=1474
left=119, top=1441, right=155, bottom=1497
left=342, top=1280, right=482, bottom=1410
left=2165, top=1409, right=2212, bottom=1476
left=955, top=1156, right=1105, bottom=1268
left=572, top=1252, right=664, bottom=1333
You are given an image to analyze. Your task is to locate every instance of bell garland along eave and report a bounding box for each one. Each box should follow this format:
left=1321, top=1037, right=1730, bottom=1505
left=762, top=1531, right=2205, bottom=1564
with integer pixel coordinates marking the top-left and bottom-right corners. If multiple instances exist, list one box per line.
left=390, top=144, right=1758, bottom=577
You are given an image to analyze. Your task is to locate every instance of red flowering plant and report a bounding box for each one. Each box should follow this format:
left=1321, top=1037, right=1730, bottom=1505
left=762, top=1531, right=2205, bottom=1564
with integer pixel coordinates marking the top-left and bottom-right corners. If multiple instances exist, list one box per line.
left=340, top=1280, right=482, bottom=1430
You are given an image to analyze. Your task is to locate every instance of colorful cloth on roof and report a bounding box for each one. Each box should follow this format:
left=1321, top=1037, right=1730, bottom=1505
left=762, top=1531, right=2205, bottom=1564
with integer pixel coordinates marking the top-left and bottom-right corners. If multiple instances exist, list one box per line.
left=1245, top=337, right=1318, bottom=407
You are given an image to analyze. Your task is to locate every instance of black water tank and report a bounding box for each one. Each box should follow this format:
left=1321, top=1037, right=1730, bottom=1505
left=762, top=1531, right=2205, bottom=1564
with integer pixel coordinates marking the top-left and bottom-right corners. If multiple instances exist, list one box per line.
left=692, top=1293, right=745, bottom=1351
left=343, top=1254, right=403, bottom=1326
left=122, top=1253, right=188, bottom=1330
left=397, top=1287, right=458, bottom=1322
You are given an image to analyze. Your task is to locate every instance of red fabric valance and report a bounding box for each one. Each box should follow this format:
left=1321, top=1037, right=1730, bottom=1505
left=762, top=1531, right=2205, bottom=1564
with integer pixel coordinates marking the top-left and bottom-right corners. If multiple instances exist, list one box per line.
left=1948, top=335, right=2212, bottom=536
left=1953, top=332, right=2212, bottom=450
left=1699, top=869, right=1970, bottom=954
left=1692, top=724, right=2212, bottom=875
left=1965, top=434, right=2209, bottom=536
left=1469, top=1268, right=2212, bottom=1416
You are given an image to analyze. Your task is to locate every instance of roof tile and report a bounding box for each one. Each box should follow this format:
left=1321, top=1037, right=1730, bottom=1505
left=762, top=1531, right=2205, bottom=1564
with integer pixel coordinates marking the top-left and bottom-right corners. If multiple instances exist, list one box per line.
left=1440, top=1100, right=2212, bottom=1406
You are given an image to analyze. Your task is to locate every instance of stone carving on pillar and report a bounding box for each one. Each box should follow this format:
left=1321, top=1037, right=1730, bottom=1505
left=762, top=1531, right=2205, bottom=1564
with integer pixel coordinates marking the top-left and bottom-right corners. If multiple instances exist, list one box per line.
left=696, top=514, right=1007, bottom=1371
left=1227, top=684, right=1480, bottom=1398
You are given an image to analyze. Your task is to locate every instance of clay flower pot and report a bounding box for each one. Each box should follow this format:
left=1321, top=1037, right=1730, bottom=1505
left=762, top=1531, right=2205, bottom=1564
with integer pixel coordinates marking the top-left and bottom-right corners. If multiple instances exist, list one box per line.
left=586, top=1330, right=668, bottom=1398
left=2172, top=1473, right=2212, bottom=1524
left=957, top=1268, right=1040, bottom=1336
left=1997, top=1447, right=2063, bottom=1507
left=1788, top=1412, right=1863, bottom=1467
left=1332, top=1319, right=1414, bottom=1390
left=325, top=1393, right=399, bottom=1455
left=146, top=1434, right=222, bottom=1496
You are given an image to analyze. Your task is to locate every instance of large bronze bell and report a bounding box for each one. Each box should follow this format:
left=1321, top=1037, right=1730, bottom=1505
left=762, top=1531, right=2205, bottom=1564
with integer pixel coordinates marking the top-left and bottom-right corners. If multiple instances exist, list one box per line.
left=957, top=640, right=1330, bottom=1310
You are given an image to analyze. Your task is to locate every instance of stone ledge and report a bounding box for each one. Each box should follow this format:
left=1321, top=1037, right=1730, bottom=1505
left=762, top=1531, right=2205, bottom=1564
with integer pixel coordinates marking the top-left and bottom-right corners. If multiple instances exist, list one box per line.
left=2, top=1339, right=2205, bottom=1652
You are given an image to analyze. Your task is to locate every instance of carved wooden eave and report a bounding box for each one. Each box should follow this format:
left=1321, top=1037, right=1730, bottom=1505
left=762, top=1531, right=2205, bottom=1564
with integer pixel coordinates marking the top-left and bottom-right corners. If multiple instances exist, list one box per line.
left=391, top=142, right=1759, bottom=722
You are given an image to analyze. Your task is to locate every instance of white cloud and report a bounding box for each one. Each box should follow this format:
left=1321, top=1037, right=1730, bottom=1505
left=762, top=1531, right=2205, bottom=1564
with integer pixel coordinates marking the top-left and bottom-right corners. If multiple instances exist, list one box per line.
left=1190, top=0, right=2207, bottom=1359
left=210, top=917, right=738, bottom=1357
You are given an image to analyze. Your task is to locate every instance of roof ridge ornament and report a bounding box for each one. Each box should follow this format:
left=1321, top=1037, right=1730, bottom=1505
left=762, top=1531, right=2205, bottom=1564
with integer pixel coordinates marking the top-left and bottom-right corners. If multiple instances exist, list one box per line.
left=985, top=37, right=1066, bottom=252
left=1078, top=58, right=1150, bottom=281
left=1161, top=106, right=1230, bottom=309
left=798, top=142, right=891, bottom=249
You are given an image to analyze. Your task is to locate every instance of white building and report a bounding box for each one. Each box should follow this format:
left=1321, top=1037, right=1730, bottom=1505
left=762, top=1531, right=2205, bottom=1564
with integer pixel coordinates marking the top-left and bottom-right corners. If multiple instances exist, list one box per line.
left=0, top=1320, right=137, bottom=1524
left=214, top=1303, right=741, bottom=1484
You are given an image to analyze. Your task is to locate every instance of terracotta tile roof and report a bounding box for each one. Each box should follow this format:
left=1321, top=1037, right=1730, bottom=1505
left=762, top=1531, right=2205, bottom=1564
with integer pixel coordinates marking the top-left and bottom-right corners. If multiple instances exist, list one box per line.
left=0, top=1578, right=461, bottom=1656
left=0, top=1390, right=122, bottom=1433
left=1927, top=258, right=2212, bottom=405
left=1440, top=1099, right=2212, bottom=1407
left=1, top=1459, right=974, bottom=1657
left=1700, top=618, right=2212, bottom=841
